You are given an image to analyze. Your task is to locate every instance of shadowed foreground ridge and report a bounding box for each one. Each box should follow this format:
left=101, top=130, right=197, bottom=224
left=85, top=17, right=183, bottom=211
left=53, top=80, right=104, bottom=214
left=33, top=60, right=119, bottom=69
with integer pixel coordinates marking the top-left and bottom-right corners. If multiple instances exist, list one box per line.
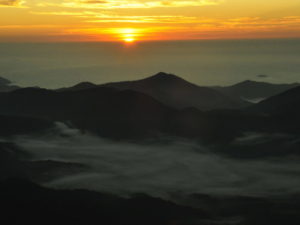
left=0, top=179, right=208, bottom=225
left=0, top=179, right=300, bottom=225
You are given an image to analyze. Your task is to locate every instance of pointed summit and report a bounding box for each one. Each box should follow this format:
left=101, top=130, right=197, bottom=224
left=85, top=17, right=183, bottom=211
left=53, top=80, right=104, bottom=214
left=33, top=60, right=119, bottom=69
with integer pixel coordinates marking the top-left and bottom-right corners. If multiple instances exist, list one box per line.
left=146, top=72, right=183, bottom=82
left=57, top=81, right=97, bottom=92
left=71, top=82, right=97, bottom=91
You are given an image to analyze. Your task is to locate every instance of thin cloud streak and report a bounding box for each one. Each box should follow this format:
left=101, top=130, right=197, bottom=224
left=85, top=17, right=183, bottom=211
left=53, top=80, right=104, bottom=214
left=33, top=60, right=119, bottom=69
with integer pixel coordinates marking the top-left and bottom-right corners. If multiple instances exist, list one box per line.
left=37, top=0, right=222, bottom=9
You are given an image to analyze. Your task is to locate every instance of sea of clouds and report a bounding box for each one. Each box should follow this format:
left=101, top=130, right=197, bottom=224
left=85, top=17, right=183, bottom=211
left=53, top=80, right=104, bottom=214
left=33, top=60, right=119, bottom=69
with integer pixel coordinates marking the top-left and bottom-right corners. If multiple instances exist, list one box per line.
left=12, top=122, right=300, bottom=199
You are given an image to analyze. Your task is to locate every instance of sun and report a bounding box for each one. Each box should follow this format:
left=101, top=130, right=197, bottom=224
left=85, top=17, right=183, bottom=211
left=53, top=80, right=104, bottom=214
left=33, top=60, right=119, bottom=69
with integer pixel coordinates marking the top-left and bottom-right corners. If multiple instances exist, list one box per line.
left=124, top=37, right=135, bottom=43
left=105, top=27, right=144, bottom=43
left=122, top=30, right=137, bottom=43
left=110, top=28, right=139, bottom=43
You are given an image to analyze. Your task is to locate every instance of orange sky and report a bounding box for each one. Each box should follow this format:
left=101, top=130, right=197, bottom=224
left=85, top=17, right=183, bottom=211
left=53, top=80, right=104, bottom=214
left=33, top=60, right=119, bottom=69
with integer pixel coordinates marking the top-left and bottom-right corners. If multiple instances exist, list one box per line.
left=1, top=0, right=300, bottom=42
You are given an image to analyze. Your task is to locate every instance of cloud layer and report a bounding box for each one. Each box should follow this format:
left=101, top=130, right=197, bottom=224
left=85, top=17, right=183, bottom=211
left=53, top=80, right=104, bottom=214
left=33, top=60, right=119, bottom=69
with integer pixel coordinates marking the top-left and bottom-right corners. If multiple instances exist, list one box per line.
left=13, top=123, right=300, bottom=200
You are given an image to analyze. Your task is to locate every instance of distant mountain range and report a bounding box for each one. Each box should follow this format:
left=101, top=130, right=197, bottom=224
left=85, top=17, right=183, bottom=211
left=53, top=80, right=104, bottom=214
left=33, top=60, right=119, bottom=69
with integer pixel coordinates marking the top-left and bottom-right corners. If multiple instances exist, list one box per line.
left=59, top=73, right=300, bottom=109
left=2, top=73, right=299, bottom=109
left=213, top=80, right=299, bottom=103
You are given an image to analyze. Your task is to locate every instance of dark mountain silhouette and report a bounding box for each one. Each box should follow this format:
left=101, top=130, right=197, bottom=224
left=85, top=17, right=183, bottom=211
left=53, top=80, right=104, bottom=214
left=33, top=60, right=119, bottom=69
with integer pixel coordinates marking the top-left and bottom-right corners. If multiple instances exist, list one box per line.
left=0, top=86, right=269, bottom=142
left=214, top=80, right=299, bottom=102
left=0, top=179, right=208, bottom=225
left=245, top=86, right=300, bottom=134
left=99, top=72, right=248, bottom=111
left=0, top=179, right=299, bottom=225
left=0, top=141, right=86, bottom=182
left=0, top=114, right=53, bottom=137
left=0, top=76, right=20, bottom=92
left=0, top=77, right=299, bottom=156
left=57, top=82, right=98, bottom=92
left=249, top=86, right=300, bottom=116
left=0, top=87, right=175, bottom=138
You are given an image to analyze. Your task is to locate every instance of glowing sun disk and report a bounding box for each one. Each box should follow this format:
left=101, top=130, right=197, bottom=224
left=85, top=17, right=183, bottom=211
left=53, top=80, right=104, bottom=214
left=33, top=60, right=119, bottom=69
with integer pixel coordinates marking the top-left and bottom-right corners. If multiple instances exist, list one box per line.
left=124, top=37, right=135, bottom=42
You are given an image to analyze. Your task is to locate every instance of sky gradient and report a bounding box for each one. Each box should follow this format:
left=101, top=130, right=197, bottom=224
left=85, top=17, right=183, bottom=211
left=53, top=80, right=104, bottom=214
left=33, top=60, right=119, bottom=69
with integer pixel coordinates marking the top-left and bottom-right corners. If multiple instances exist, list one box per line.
left=1, top=0, right=300, bottom=42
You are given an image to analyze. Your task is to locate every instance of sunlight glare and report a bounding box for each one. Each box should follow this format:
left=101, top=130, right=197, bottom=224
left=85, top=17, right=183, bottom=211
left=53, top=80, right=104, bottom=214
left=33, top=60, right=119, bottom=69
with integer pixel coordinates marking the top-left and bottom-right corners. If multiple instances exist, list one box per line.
left=113, top=28, right=139, bottom=43
left=124, top=37, right=135, bottom=43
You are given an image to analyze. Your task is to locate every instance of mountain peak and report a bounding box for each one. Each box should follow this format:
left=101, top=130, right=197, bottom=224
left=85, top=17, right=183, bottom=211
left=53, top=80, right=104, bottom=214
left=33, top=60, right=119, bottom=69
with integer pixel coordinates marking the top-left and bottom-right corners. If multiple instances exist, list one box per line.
left=237, top=80, right=260, bottom=85
left=58, top=81, right=98, bottom=92
left=72, top=82, right=97, bottom=89
left=155, top=72, right=173, bottom=77
left=146, top=72, right=183, bottom=82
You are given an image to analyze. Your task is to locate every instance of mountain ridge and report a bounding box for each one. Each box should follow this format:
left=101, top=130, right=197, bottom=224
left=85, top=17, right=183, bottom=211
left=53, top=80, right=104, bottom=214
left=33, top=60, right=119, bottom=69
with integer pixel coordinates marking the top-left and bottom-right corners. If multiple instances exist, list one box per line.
left=98, top=72, right=248, bottom=111
left=213, top=79, right=300, bottom=102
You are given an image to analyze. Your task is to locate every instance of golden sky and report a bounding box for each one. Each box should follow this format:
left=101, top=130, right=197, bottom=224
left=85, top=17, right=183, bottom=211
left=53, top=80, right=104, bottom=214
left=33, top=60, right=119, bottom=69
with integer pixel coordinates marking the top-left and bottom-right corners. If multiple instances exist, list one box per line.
left=1, top=0, right=300, bottom=42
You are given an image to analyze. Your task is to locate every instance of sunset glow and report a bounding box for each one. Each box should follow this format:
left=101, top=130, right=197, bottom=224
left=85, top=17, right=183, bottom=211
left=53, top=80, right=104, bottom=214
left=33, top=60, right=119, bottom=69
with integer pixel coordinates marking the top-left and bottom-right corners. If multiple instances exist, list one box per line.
left=118, top=28, right=138, bottom=42
left=124, top=38, right=135, bottom=43
left=1, top=0, right=300, bottom=42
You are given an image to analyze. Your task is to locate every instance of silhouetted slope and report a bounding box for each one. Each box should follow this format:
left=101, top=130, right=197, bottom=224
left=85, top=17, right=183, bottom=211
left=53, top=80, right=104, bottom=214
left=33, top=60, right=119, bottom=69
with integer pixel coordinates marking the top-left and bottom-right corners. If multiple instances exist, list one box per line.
left=214, top=80, right=299, bottom=102
left=245, top=86, right=300, bottom=133
left=0, top=114, right=53, bottom=136
left=0, top=142, right=87, bottom=182
left=0, top=179, right=208, bottom=225
left=1, top=179, right=299, bottom=225
left=0, top=86, right=277, bottom=142
left=0, top=87, right=174, bottom=138
left=57, top=82, right=98, bottom=92
left=249, top=86, right=300, bottom=116
left=0, top=76, right=20, bottom=92
left=189, top=193, right=300, bottom=225
left=100, top=72, right=247, bottom=110
left=1, top=83, right=298, bottom=146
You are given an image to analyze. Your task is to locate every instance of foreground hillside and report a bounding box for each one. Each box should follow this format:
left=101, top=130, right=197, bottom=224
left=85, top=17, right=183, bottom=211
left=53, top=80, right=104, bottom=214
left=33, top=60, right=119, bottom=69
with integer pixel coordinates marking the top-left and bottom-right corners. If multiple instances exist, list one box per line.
left=0, top=179, right=299, bottom=225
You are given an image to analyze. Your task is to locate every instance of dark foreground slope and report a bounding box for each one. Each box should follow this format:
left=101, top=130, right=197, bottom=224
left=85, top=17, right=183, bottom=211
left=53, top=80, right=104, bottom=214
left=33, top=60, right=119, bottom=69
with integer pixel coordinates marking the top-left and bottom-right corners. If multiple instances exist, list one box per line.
left=0, top=114, right=53, bottom=136
left=0, top=179, right=207, bottom=225
left=0, top=141, right=87, bottom=182
left=100, top=72, right=247, bottom=110
left=0, top=179, right=299, bottom=225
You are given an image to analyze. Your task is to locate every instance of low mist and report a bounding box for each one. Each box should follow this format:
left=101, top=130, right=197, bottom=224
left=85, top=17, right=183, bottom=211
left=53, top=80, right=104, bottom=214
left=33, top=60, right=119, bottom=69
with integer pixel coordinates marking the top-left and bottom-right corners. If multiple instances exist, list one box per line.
left=12, top=123, right=300, bottom=199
